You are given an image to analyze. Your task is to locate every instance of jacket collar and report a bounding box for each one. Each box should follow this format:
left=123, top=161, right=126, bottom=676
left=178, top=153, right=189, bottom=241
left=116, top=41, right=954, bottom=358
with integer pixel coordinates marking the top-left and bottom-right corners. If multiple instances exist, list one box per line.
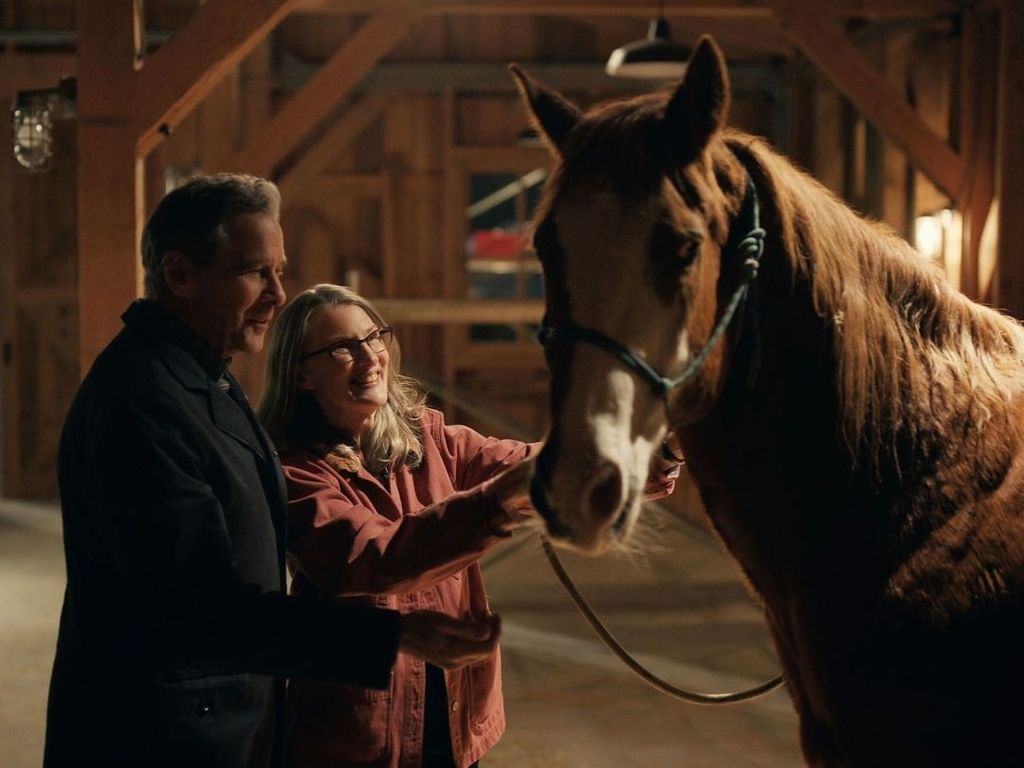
left=122, top=299, right=230, bottom=388
left=123, top=299, right=269, bottom=459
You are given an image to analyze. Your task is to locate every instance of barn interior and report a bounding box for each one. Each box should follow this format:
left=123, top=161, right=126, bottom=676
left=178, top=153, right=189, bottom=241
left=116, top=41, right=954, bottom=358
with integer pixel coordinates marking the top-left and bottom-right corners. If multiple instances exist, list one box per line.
left=0, top=0, right=1018, bottom=765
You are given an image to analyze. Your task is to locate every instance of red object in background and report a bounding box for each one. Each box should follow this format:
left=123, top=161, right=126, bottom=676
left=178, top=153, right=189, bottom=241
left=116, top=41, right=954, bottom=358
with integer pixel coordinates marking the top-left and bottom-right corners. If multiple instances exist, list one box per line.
left=472, top=228, right=528, bottom=259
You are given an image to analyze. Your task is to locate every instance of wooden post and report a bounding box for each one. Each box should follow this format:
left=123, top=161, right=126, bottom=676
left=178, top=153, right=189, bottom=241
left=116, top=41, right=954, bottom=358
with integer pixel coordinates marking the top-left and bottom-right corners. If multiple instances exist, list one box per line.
left=994, top=1, right=1024, bottom=318
left=76, top=0, right=145, bottom=373
left=958, top=7, right=998, bottom=301
left=75, top=0, right=297, bottom=375
left=879, top=34, right=912, bottom=238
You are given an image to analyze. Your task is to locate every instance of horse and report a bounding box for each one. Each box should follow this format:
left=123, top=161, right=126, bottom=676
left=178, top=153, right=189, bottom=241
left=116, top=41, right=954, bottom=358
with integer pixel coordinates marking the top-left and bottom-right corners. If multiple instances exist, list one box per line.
left=511, top=36, right=1024, bottom=767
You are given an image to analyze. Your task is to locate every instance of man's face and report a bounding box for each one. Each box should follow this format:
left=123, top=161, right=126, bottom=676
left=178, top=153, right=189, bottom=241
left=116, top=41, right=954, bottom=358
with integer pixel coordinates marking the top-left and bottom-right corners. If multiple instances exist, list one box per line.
left=186, top=213, right=287, bottom=358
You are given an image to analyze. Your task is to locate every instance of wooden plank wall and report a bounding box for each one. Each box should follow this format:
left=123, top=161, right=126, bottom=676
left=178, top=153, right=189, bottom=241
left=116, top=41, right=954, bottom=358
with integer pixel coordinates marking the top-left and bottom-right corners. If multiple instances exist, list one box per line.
left=0, top=3, right=981, bottom=500
left=0, top=118, right=78, bottom=498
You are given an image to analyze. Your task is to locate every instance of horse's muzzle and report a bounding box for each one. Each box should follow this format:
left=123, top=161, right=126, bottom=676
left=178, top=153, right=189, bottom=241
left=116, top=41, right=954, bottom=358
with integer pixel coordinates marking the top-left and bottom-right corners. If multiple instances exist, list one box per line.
left=529, top=468, right=574, bottom=541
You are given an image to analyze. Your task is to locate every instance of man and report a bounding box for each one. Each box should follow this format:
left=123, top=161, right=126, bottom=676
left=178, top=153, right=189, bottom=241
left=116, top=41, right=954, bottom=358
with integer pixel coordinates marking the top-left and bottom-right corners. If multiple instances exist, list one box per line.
left=45, top=174, right=500, bottom=768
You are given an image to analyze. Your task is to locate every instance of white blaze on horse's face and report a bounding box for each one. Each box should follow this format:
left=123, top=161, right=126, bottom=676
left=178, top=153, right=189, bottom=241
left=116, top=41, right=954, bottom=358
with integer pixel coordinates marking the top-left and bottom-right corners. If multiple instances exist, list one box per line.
left=513, top=36, right=730, bottom=553
left=546, top=189, right=686, bottom=551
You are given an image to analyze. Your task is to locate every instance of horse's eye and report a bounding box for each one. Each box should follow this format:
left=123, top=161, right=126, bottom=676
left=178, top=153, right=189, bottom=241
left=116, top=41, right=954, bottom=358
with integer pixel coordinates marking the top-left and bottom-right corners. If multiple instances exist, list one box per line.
left=650, top=223, right=701, bottom=270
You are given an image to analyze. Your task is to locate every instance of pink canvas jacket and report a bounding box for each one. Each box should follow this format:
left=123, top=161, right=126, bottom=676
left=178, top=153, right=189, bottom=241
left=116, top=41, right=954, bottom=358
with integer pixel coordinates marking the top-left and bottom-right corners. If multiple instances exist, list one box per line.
left=281, top=408, right=534, bottom=768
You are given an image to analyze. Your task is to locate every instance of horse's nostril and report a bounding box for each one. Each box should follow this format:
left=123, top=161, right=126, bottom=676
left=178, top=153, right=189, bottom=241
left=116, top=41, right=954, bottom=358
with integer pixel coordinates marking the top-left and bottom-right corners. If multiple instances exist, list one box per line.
left=588, top=463, right=623, bottom=522
left=530, top=471, right=571, bottom=540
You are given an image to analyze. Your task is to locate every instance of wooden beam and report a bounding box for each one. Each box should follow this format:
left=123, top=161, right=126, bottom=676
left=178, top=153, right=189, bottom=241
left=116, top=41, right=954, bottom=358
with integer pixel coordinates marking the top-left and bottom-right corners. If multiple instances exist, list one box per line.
left=0, top=54, right=76, bottom=95
left=958, top=7, right=998, bottom=300
left=0, top=101, right=17, bottom=495
left=276, top=93, right=388, bottom=202
left=381, top=166, right=399, bottom=296
left=226, top=9, right=417, bottom=177
left=295, top=0, right=956, bottom=19
left=372, top=298, right=544, bottom=324
left=770, top=2, right=964, bottom=200
left=77, top=0, right=146, bottom=373
left=441, top=87, right=460, bottom=420
left=447, top=146, right=550, bottom=171
left=994, top=1, right=1024, bottom=318
left=301, top=172, right=385, bottom=199
left=135, top=0, right=296, bottom=157
left=279, top=60, right=785, bottom=96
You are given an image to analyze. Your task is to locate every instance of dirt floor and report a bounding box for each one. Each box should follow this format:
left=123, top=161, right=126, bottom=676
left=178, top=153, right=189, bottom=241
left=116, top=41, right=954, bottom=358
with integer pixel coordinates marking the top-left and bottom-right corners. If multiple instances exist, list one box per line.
left=0, top=497, right=801, bottom=767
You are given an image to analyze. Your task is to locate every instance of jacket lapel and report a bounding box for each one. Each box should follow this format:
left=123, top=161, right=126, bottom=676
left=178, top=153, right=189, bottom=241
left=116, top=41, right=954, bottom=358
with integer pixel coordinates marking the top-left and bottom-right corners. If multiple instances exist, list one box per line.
left=208, top=387, right=269, bottom=461
left=149, top=328, right=290, bottom=586
left=155, top=342, right=265, bottom=461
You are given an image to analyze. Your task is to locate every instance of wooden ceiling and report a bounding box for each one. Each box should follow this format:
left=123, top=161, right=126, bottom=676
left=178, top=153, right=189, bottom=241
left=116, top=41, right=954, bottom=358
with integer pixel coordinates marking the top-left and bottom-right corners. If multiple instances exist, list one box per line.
left=3, top=0, right=965, bottom=59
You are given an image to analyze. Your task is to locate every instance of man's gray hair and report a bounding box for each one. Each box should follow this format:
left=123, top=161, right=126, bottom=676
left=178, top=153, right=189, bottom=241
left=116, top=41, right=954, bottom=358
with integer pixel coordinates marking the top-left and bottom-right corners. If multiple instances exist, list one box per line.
left=140, top=173, right=281, bottom=299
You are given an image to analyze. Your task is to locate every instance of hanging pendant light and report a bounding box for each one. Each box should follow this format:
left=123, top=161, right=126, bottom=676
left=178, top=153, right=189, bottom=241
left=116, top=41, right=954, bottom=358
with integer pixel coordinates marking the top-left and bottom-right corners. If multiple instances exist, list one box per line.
left=606, top=0, right=690, bottom=80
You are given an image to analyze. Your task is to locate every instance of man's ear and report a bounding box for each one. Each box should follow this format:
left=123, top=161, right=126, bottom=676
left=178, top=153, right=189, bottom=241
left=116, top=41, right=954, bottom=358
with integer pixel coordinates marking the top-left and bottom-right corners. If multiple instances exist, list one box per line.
left=162, top=251, right=198, bottom=299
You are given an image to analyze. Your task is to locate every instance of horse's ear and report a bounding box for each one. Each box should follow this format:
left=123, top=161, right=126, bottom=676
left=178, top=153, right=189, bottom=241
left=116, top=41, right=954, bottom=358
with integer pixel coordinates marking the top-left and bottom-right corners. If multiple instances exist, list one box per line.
left=661, top=36, right=730, bottom=167
left=510, top=64, right=581, bottom=156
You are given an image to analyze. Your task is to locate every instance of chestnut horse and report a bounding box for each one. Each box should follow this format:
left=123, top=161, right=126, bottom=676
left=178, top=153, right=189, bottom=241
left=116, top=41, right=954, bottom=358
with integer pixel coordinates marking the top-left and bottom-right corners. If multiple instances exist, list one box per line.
left=513, top=37, right=1024, bottom=767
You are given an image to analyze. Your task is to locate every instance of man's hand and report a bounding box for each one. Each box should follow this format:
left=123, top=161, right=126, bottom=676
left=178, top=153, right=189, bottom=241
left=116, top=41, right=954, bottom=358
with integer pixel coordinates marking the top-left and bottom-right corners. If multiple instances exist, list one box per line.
left=398, top=611, right=501, bottom=670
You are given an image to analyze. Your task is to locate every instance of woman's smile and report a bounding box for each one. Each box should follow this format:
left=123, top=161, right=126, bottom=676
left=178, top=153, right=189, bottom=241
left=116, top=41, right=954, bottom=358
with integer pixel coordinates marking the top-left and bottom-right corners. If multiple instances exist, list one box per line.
left=297, top=304, right=391, bottom=437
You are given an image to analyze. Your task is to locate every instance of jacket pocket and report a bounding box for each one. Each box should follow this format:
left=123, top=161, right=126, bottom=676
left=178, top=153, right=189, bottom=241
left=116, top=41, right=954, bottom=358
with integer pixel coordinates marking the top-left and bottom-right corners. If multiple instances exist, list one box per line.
left=152, top=672, right=271, bottom=768
left=286, top=680, right=393, bottom=765
left=467, top=658, right=502, bottom=732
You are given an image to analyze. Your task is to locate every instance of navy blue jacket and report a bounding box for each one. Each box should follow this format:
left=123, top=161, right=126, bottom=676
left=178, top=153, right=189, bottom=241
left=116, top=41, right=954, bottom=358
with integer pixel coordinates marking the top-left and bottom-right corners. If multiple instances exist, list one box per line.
left=45, top=300, right=400, bottom=768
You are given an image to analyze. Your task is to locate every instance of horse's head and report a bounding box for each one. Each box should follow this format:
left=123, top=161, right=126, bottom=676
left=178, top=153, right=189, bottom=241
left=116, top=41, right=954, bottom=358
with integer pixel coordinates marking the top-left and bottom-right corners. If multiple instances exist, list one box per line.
left=513, top=37, right=751, bottom=553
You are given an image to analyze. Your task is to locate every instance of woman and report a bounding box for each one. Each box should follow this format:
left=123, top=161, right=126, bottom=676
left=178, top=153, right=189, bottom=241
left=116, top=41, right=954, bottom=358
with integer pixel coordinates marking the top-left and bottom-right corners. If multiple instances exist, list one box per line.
left=259, top=284, right=681, bottom=768
left=260, top=283, right=539, bottom=768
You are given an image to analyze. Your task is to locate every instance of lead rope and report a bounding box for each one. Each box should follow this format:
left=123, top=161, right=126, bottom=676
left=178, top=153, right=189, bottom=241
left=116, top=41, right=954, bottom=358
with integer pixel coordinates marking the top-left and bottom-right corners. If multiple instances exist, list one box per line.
left=540, top=537, right=785, bottom=704
left=528, top=171, right=783, bottom=704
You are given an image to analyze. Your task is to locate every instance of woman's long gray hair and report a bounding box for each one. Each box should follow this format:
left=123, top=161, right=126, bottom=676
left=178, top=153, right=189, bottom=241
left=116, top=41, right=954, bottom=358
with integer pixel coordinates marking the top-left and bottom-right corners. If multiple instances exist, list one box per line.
left=258, top=284, right=425, bottom=476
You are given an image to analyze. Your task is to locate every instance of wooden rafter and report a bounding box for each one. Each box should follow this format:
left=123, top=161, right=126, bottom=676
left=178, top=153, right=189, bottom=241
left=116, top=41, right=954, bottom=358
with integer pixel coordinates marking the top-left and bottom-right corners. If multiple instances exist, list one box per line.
left=225, top=9, right=417, bottom=177
left=0, top=53, right=75, bottom=95
left=372, top=298, right=544, bottom=324
left=770, top=2, right=964, bottom=200
left=276, top=93, right=388, bottom=203
left=135, top=0, right=297, bottom=156
left=295, top=0, right=957, bottom=19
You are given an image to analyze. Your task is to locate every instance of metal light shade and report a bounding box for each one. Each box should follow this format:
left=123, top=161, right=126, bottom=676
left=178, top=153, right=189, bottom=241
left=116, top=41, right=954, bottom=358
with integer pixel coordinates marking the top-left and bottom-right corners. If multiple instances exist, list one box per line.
left=10, top=77, right=76, bottom=172
left=11, top=95, right=54, bottom=172
left=606, top=18, right=690, bottom=80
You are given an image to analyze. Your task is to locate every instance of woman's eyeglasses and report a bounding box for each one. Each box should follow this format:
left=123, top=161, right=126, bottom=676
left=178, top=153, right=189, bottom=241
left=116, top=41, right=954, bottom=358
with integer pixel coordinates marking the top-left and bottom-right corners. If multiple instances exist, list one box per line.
left=299, top=327, right=393, bottom=364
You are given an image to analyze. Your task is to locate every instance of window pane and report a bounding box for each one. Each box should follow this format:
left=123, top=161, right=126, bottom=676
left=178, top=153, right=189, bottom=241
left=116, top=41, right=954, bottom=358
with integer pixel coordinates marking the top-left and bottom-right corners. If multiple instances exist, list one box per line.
left=465, top=169, right=547, bottom=343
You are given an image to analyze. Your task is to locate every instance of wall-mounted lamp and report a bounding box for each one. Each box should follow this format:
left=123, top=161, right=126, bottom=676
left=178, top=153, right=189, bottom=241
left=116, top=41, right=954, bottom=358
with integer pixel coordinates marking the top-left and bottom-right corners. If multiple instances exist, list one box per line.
left=606, top=1, right=690, bottom=80
left=914, top=208, right=956, bottom=261
left=11, top=76, right=76, bottom=172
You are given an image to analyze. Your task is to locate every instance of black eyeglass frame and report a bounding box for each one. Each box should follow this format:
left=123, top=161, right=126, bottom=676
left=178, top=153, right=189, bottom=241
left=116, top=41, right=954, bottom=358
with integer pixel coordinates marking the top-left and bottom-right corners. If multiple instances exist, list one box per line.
left=299, top=326, right=393, bottom=363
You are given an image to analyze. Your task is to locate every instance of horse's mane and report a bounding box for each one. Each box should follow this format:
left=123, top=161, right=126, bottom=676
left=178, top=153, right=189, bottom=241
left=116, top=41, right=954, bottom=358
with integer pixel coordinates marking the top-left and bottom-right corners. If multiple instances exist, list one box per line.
left=717, top=131, right=1024, bottom=469
left=542, top=88, right=1024, bottom=471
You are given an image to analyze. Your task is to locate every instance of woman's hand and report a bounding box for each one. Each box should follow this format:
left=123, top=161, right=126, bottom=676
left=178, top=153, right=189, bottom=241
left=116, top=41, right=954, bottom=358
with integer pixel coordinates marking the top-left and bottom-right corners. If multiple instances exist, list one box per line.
left=398, top=610, right=501, bottom=669
left=644, top=431, right=685, bottom=500
left=486, top=457, right=536, bottom=536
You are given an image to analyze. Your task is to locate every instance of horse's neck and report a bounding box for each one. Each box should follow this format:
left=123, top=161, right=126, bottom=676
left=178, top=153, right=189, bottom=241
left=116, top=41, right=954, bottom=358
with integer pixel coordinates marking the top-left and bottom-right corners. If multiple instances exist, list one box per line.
left=682, top=146, right=1024, bottom=594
